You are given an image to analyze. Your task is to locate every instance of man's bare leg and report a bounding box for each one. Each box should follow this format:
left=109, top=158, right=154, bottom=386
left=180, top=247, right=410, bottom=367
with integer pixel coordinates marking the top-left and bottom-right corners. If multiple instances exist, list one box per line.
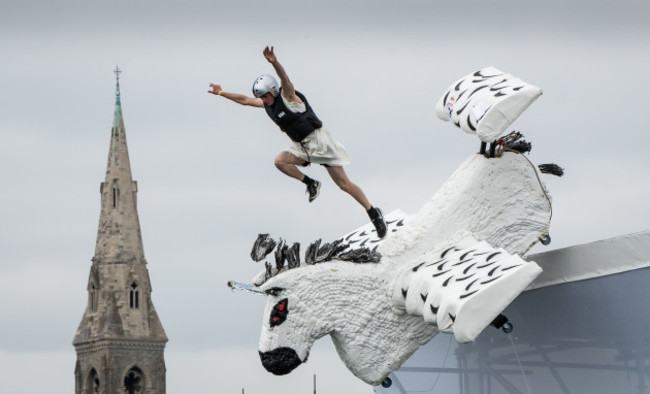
left=274, top=151, right=308, bottom=180
left=326, top=166, right=387, bottom=238
left=274, top=151, right=321, bottom=202
left=325, top=166, right=372, bottom=210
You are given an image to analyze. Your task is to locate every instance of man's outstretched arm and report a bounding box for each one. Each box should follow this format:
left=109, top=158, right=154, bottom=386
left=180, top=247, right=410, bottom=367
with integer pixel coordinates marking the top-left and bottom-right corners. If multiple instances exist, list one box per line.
left=263, top=46, right=302, bottom=103
left=208, top=83, right=263, bottom=107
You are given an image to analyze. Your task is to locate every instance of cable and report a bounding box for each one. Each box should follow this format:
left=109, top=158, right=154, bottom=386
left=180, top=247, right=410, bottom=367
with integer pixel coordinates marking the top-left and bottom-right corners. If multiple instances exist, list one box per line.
left=508, top=333, right=533, bottom=394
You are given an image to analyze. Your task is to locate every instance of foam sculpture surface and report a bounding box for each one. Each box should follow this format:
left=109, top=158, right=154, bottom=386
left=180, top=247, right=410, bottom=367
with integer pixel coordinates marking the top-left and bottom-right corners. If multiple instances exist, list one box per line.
left=244, top=152, right=551, bottom=385
left=435, top=67, right=542, bottom=142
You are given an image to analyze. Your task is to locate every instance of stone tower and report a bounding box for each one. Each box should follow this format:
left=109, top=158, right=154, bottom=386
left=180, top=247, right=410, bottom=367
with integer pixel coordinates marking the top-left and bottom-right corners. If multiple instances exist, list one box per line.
left=73, top=68, right=168, bottom=394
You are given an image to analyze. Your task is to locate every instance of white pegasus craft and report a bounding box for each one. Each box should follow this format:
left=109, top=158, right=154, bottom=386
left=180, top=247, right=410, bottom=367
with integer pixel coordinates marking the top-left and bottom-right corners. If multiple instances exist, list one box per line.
left=229, top=68, right=554, bottom=386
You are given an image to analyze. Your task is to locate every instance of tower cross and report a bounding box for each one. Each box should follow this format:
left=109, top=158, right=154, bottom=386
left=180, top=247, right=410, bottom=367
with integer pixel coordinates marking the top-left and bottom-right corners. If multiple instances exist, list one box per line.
left=114, top=65, right=122, bottom=97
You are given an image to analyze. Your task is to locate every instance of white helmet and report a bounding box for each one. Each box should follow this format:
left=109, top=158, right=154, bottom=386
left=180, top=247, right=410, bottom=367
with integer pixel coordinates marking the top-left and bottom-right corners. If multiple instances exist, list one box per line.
left=252, top=74, right=280, bottom=98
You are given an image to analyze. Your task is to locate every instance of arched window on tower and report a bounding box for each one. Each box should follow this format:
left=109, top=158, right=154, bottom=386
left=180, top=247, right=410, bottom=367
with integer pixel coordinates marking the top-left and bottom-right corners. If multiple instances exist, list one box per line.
left=88, top=368, right=100, bottom=393
left=124, top=366, right=144, bottom=394
left=129, top=281, right=139, bottom=309
left=112, top=186, right=119, bottom=208
left=111, top=179, right=119, bottom=209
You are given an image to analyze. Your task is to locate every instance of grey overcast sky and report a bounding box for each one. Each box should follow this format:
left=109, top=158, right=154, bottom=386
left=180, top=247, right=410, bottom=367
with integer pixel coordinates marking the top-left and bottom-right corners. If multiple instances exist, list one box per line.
left=1, top=0, right=649, bottom=393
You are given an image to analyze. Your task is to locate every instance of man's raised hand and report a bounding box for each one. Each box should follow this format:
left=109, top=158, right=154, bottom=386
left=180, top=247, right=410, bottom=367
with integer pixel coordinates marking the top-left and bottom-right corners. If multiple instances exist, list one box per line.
left=208, top=83, right=223, bottom=95
left=263, top=46, right=277, bottom=64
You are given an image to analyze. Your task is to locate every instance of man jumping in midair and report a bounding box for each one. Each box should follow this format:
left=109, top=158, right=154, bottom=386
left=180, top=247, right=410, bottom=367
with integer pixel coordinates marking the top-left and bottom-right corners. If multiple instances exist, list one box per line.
left=208, top=46, right=387, bottom=237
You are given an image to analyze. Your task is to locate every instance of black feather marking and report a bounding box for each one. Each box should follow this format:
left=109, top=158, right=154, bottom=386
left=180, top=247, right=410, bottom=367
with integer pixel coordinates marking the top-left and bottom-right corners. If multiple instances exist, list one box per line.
left=441, top=246, right=456, bottom=258
left=488, top=266, right=500, bottom=277
left=345, top=231, right=358, bottom=241
left=481, top=275, right=502, bottom=285
left=467, top=114, right=477, bottom=131
left=401, top=288, right=408, bottom=298
left=455, top=100, right=472, bottom=116
left=494, top=91, right=507, bottom=97
left=460, top=290, right=479, bottom=299
left=396, top=219, right=404, bottom=226
left=460, top=250, right=476, bottom=261
left=454, top=79, right=465, bottom=91
left=425, top=258, right=446, bottom=268
left=473, top=69, right=503, bottom=81
left=489, top=79, right=509, bottom=91
left=449, top=313, right=456, bottom=322
left=465, top=278, right=479, bottom=291
left=453, top=258, right=473, bottom=266
left=477, top=260, right=498, bottom=269
left=420, top=293, right=428, bottom=302
left=463, top=262, right=477, bottom=274
left=412, top=262, right=426, bottom=272
left=443, top=276, right=453, bottom=287
left=501, top=264, right=522, bottom=271
left=433, top=269, right=451, bottom=278
left=455, top=273, right=476, bottom=282
left=430, top=304, right=439, bottom=314
left=486, top=252, right=502, bottom=262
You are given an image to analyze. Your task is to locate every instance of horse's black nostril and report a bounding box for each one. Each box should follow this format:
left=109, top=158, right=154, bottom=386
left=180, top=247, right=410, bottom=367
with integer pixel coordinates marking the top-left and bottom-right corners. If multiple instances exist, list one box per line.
left=259, top=347, right=302, bottom=375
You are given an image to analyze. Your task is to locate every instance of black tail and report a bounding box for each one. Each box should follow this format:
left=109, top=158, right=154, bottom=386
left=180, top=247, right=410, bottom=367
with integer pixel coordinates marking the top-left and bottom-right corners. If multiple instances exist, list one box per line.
left=538, top=163, right=564, bottom=177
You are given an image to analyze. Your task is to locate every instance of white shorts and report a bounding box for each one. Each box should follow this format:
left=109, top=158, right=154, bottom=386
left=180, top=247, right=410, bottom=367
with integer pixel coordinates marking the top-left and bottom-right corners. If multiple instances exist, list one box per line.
left=286, top=126, right=351, bottom=166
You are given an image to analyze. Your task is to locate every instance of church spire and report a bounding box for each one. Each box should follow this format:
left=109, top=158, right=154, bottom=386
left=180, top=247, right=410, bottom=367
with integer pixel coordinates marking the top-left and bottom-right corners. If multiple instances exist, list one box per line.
left=93, top=66, right=145, bottom=265
left=74, top=69, right=167, bottom=394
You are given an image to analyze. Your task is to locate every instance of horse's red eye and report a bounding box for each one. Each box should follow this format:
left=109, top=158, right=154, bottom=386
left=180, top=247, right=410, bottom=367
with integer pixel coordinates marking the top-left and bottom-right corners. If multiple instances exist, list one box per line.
left=270, top=298, right=289, bottom=327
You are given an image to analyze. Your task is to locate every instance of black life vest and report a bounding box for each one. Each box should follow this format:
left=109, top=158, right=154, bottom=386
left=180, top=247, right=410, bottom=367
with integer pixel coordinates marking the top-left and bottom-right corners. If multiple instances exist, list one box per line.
left=263, top=89, right=323, bottom=142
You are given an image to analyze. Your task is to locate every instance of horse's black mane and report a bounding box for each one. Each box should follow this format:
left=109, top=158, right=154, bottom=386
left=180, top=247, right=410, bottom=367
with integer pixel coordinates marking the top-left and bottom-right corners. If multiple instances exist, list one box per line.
left=251, top=234, right=382, bottom=282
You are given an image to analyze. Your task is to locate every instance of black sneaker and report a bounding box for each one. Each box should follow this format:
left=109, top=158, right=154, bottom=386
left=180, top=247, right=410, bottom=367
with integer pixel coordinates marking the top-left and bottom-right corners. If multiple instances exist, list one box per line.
left=368, top=207, right=387, bottom=238
left=306, top=180, right=321, bottom=202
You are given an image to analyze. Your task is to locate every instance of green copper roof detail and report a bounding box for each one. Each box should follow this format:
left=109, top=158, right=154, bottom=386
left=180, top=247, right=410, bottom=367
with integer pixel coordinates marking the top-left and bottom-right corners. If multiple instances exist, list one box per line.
left=114, top=65, right=122, bottom=100
left=112, top=65, right=123, bottom=128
